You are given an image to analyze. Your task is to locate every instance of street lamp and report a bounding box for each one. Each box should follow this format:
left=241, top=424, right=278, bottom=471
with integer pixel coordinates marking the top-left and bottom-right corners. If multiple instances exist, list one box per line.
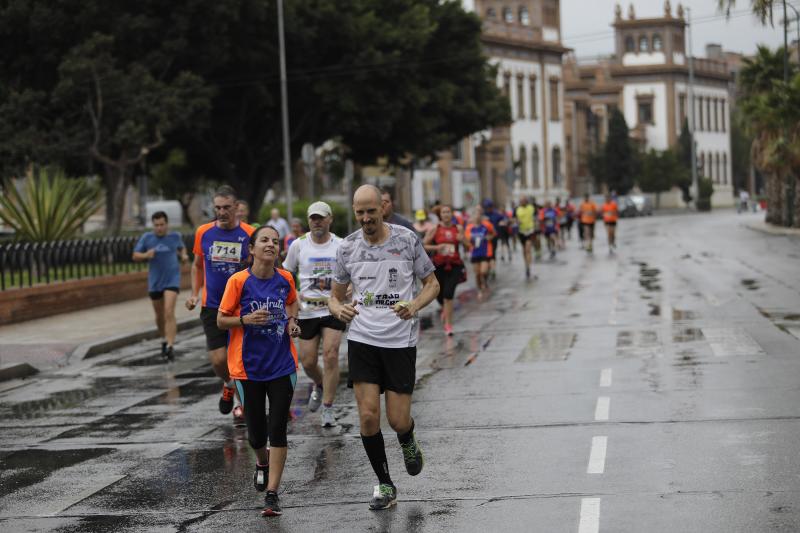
left=277, top=0, right=293, bottom=222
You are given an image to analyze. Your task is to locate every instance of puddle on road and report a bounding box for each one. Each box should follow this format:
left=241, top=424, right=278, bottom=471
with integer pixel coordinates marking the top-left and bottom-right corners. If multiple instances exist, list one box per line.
left=0, top=378, right=128, bottom=420
left=1, top=448, right=114, bottom=495
left=648, top=303, right=661, bottom=316
left=758, top=308, right=800, bottom=341
left=312, top=440, right=346, bottom=482
left=672, top=308, right=699, bottom=321
left=741, top=278, right=760, bottom=291
left=673, top=327, right=705, bottom=343
left=54, top=413, right=160, bottom=440
left=617, top=330, right=659, bottom=348
left=516, top=332, right=576, bottom=362
left=637, top=262, right=662, bottom=292
left=136, top=379, right=220, bottom=408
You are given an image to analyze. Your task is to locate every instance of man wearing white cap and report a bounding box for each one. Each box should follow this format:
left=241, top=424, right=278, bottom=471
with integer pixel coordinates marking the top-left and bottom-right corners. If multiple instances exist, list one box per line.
left=283, top=201, right=345, bottom=427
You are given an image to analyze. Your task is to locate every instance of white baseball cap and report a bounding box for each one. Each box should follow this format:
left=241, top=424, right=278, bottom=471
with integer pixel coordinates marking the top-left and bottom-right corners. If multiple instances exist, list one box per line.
left=307, top=201, right=332, bottom=217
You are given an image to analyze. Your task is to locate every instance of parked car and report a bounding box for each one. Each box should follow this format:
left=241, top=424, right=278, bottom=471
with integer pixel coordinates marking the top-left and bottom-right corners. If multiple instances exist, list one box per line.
left=619, top=195, right=653, bottom=217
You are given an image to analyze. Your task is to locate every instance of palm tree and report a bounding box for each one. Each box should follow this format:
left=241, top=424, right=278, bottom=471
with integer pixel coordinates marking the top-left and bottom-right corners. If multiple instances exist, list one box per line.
left=718, top=0, right=777, bottom=24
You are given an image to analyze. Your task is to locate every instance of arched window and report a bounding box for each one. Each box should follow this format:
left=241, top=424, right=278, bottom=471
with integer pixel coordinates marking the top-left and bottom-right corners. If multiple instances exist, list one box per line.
left=519, top=145, right=528, bottom=186
left=552, top=147, right=562, bottom=186
left=532, top=145, right=540, bottom=188
left=652, top=33, right=663, bottom=51
left=503, top=6, right=514, bottom=23
left=625, top=36, right=635, bottom=53
left=639, top=35, right=649, bottom=52
left=519, top=6, right=530, bottom=26
left=486, top=7, right=497, bottom=19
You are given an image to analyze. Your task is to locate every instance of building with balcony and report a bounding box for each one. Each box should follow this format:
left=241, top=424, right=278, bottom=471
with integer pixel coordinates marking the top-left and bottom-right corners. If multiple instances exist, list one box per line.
left=412, top=0, right=570, bottom=213
left=564, top=2, right=735, bottom=207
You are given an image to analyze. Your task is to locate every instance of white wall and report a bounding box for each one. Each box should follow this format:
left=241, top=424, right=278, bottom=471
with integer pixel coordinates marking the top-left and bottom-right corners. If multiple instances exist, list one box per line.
left=622, top=51, right=667, bottom=66
left=543, top=27, right=560, bottom=42
left=623, top=82, right=668, bottom=150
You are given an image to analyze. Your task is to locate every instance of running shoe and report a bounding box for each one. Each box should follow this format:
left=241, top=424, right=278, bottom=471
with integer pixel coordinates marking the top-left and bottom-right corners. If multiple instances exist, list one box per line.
left=320, top=406, right=337, bottom=427
left=369, top=484, right=397, bottom=510
left=233, top=405, right=245, bottom=426
left=219, top=385, right=235, bottom=414
left=401, top=432, right=424, bottom=476
left=161, top=342, right=167, bottom=355
left=253, top=462, right=269, bottom=492
left=262, top=490, right=282, bottom=516
left=307, top=386, right=322, bottom=412
left=443, top=323, right=454, bottom=336
left=164, top=345, right=174, bottom=361
left=525, top=266, right=530, bottom=279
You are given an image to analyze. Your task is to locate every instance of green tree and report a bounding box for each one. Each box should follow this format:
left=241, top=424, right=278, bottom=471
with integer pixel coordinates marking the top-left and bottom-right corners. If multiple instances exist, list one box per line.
left=730, top=108, right=753, bottom=192
left=591, top=109, right=635, bottom=194
left=638, top=148, right=689, bottom=208
left=675, top=119, right=694, bottom=202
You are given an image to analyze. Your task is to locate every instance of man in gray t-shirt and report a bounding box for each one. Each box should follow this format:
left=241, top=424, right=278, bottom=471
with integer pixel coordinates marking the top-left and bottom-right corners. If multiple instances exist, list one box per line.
left=330, top=184, right=439, bottom=511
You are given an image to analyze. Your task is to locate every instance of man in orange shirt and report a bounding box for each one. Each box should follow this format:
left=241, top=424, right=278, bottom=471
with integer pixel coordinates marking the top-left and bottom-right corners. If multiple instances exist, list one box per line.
left=601, top=194, right=619, bottom=253
left=579, top=193, right=599, bottom=253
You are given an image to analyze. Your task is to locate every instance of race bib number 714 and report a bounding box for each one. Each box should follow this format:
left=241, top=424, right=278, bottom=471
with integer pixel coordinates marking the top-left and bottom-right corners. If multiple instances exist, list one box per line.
left=211, top=241, right=242, bottom=263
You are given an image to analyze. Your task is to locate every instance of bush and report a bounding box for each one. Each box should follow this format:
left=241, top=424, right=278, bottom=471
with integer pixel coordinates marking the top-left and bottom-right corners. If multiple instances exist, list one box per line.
left=696, top=177, right=714, bottom=211
left=259, top=199, right=353, bottom=237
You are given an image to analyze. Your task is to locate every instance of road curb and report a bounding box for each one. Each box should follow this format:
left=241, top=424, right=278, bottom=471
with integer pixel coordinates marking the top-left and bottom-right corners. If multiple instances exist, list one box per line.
left=69, top=316, right=202, bottom=362
left=0, top=362, right=39, bottom=382
left=743, top=221, right=800, bottom=237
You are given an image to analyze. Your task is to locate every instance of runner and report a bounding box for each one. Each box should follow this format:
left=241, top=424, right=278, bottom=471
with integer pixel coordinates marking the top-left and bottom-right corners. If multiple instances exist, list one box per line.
left=132, top=211, right=189, bottom=360
left=555, top=197, right=567, bottom=249
left=413, top=209, right=435, bottom=241
left=463, top=206, right=496, bottom=296
left=380, top=188, right=416, bottom=232
left=236, top=200, right=257, bottom=226
left=563, top=199, right=576, bottom=241
left=186, top=186, right=255, bottom=424
left=283, top=202, right=344, bottom=428
left=483, top=199, right=506, bottom=276
left=538, top=200, right=560, bottom=260
left=217, top=224, right=301, bottom=517
left=329, top=184, right=439, bottom=511
left=530, top=197, right=543, bottom=261
left=268, top=208, right=291, bottom=240
left=423, top=204, right=464, bottom=336
left=601, top=193, right=619, bottom=253
left=515, top=196, right=536, bottom=279
left=281, top=218, right=305, bottom=261
left=579, top=193, right=599, bottom=253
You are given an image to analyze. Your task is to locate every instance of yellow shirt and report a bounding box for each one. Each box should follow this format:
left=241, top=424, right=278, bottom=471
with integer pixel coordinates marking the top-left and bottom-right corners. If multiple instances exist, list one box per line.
left=516, top=205, right=535, bottom=234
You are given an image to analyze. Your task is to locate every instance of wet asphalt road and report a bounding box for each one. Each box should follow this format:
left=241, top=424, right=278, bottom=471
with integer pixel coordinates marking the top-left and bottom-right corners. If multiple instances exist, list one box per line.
left=1, top=211, right=799, bottom=532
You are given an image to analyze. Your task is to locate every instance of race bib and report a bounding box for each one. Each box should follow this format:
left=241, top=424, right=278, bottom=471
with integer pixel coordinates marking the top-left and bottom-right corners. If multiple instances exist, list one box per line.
left=441, top=244, right=456, bottom=255
left=211, top=241, right=242, bottom=263
left=474, top=236, right=482, bottom=248
left=302, top=295, right=329, bottom=309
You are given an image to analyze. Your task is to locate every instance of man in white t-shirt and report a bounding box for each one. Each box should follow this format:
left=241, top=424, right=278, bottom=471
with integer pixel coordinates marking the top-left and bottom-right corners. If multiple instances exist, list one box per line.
left=329, top=185, right=440, bottom=511
left=283, top=201, right=345, bottom=428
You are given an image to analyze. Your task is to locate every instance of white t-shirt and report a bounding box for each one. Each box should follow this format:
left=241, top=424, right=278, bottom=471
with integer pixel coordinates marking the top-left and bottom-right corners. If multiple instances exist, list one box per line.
left=283, top=233, right=342, bottom=319
left=333, top=224, right=435, bottom=348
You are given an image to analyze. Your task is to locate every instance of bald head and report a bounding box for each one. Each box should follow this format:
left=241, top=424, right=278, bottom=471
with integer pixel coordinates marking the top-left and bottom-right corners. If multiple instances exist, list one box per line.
left=353, top=184, right=381, bottom=205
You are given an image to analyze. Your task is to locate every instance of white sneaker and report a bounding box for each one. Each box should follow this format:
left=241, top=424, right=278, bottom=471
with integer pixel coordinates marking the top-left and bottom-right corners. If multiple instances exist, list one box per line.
left=308, top=386, right=322, bottom=412
left=321, top=406, right=337, bottom=427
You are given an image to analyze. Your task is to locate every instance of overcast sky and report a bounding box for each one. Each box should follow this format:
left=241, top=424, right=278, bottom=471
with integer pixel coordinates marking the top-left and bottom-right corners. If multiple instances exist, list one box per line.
left=561, top=0, right=796, bottom=60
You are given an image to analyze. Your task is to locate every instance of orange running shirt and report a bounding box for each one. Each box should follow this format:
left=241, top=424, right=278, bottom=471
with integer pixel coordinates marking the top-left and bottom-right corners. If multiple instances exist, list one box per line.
left=602, top=201, right=619, bottom=223
left=579, top=201, right=598, bottom=224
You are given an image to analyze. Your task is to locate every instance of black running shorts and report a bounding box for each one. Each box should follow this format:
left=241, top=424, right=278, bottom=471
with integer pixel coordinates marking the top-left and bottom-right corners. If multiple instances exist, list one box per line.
left=149, top=287, right=179, bottom=300
left=298, top=314, right=346, bottom=340
left=347, top=340, right=416, bottom=394
left=434, top=265, right=462, bottom=304
left=200, top=306, right=228, bottom=351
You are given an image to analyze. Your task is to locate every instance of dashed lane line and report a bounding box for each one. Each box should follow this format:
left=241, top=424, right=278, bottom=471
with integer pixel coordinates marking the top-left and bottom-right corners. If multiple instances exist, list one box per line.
left=578, top=497, right=601, bottom=533
left=599, top=368, right=612, bottom=387
left=587, top=436, right=608, bottom=474
left=594, top=396, right=610, bottom=421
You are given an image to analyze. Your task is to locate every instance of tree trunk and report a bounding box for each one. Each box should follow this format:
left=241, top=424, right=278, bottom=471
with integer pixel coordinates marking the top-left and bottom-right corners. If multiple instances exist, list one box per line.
left=103, top=164, right=130, bottom=235
left=794, top=174, right=800, bottom=228
left=765, top=172, right=783, bottom=225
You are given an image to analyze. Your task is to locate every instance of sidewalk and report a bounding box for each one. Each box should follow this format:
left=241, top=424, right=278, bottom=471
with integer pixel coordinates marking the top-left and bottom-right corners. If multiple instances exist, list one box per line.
left=0, top=295, right=199, bottom=376
left=744, top=218, right=800, bottom=237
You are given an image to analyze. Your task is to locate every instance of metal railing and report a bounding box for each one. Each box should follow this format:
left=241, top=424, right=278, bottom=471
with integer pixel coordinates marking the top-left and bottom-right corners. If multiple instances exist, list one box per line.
left=0, top=234, right=194, bottom=291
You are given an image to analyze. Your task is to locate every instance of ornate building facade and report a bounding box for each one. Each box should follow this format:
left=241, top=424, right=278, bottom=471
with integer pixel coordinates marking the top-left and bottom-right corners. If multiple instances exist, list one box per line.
left=564, top=2, right=735, bottom=207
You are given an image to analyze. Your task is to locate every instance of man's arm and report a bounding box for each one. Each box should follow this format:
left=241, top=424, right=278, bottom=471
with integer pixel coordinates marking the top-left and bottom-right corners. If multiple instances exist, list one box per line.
left=395, top=272, right=439, bottom=320
left=132, top=249, right=155, bottom=262
left=186, top=255, right=204, bottom=310
left=329, top=282, right=358, bottom=323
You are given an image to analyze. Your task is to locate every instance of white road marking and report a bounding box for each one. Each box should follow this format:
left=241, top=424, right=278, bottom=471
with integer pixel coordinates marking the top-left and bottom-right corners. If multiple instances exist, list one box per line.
left=599, top=368, right=612, bottom=387
left=594, top=396, right=610, bottom=421
left=578, top=497, right=601, bottom=533
left=587, top=436, right=608, bottom=474
left=702, top=327, right=765, bottom=356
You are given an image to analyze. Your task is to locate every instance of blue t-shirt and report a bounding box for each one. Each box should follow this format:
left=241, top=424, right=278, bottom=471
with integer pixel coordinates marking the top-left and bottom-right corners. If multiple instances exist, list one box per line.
left=486, top=209, right=506, bottom=230
left=193, top=222, right=255, bottom=309
left=134, top=232, right=184, bottom=292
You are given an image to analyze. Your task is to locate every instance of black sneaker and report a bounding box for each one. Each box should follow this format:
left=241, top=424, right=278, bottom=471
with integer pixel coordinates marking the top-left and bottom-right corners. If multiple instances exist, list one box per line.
left=161, top=342, right=167, bottom=355
left=164, top=346, right=174, bottom=361
left=262, top=490, right=282, bottom=516
left=253, top=463, right=269, bottom=492
left=400, top=432, right=424, bottom=476
left=369, top=484, right=397, bottom=510
left=219, top=385, right=234, bottom=415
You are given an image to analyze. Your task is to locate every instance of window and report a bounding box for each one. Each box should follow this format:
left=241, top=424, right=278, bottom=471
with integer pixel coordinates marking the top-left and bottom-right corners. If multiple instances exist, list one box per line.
left=519, top=6, right=530, bottom=26
left=679, top=93, right=687, bottom=127
left=486, top=7, right=497, bottom=19
left=625, top=36, right=635, bottom=53
left=697, top=96, right=704, bottom=131
left=519, top=145, right=528, bottom=186
left=639, top=35, right=649, bottom=52
left=552, top=147, right=562, bottom=186
left=530, top=75, right=538, bottom=119
left=532, top=145, right=540, bottom=188
left=452, top=140, right=463, bottom=161
left=517, top=75, right=525, bottom=119
left=502, top=72, right=511, bottom=97
left=715, top=153, right=721, bottom=184
left=721, top=99, right=726, bottom=132
left=723, top=153, right=728, bottom=184
left=638, top=102, right=653, bottom=124
left=705, top=98, right=711, bottom=132
left=652, top=34, right=663, bottom=51
left=503, top=6, right=514, bottom=23
left=549, top=78, right=560, bottom=121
